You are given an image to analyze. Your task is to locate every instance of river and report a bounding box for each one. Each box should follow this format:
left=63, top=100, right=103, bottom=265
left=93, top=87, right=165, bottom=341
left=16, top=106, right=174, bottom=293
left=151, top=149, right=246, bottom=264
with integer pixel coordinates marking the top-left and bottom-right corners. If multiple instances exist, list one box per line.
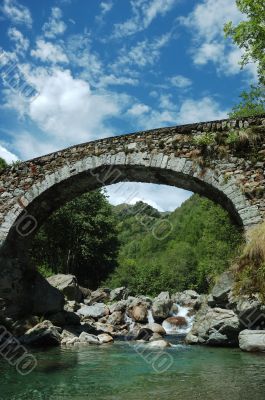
left=1, top=337, right=265, bottom=400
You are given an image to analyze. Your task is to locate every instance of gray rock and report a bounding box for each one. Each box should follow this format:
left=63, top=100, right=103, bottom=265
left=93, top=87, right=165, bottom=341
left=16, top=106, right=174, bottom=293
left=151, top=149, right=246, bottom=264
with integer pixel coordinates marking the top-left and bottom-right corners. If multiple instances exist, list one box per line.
left=64, top=300, right=81, bottom=313
left=187, top=305, right=240, bottom=346
left=97, top=333, right=114, bottom=344
left=135, top=328, right=153, bottom=341
left=47, top=274, right=83, bottom=302
left=79, top=332, right=100, bottom=344
left=109, top=300, right=127, bottom=314
left=239, top=330, right=265, bottom=352
left=146, top=323, right=166, bottom=335
left=31, top=273, right=65, bottom=316
left=151, top=292, right=172, bottom=322
left=110, top=287, right=128, bottom=302
left=77, top=303, right=109, bottom=319
left=86, top=288, right=110, bottom=305
left=107, top=311, right=124, bottom=326
left=147, top=339, right=171, bottom=349
left=211, top=271, right=234, bottom=306
left=207, top=331, right=229, bottom=346
left=236, top=295, right=265, bottom=330
left=20, top=320, right=61, bottom=346
left=127, top=299, right=149, bottom=323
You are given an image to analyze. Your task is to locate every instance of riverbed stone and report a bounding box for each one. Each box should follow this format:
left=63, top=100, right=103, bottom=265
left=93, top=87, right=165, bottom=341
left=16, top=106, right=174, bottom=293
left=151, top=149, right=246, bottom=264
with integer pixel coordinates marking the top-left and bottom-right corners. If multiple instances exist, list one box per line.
left=20, top=320, right=61, bottom=346
left=77, top=303, right=109, bottom=319
left=98, top=333, right=114, bottom=344
left=47, top=274, right=83, bottom=302
left=151, top=292, right=172, bottom=322
left=239, top=330, right=265, bottom=352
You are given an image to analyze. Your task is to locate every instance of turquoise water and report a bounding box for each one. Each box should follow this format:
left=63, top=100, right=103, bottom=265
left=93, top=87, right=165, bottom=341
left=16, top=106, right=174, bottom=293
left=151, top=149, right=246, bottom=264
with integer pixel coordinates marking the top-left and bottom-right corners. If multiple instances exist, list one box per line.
left=1, top=338, right=265, bottom=400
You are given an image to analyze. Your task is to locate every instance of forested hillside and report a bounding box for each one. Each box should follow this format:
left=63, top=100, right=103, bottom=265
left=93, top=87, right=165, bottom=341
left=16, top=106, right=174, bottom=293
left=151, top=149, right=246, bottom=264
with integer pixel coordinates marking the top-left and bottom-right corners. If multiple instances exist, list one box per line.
left=31, top=190, right=243, bottom=295
left=106, top=195, right=243, bottom=295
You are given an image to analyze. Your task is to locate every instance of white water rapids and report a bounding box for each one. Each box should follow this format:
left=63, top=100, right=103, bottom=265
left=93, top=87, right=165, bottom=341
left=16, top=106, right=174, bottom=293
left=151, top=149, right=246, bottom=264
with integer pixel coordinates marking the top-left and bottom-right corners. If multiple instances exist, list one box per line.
left=162, top=304, right=194, bottom=335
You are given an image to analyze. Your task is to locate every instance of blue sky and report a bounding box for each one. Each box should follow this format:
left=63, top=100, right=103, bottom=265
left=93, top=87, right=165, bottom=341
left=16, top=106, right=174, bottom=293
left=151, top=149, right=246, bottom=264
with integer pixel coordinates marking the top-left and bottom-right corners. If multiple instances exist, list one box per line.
left=0, top=0, right=257, bottom=210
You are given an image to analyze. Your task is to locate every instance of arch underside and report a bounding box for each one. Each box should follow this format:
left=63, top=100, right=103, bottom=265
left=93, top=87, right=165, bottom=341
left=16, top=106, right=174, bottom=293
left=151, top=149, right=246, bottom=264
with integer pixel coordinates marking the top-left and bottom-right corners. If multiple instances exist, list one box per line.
left=2, top=164, right=244, bottom=257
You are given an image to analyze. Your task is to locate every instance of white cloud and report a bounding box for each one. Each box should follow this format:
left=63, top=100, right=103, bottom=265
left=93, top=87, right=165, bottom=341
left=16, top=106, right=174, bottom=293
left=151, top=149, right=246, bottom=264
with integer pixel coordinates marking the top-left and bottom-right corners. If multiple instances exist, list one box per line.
left=7, top=27, right=29, bottom=55
left=31, top=39, right=68, bottom=64
left=4, top=67, right=129, bottom=158
left=114, top=33, right=171, bottom=69
left=97, top=74, right=139, bottom=88
left=127, top=103, right=150, bottom=116
left=180, top=0, right=257, bottom=79
left=42, top=7, right=67, bottom=38
left=0, top=144, right=19, bottom=163
left=168, top=75, right=192, bottom=88
left=105, top=182, right=192, bottom=211
left=127, top=96, right=228, bottom=130
left=113, top=0, right=178, bottom=38
left=1, top=0, right=32, bottom=27
left=100, top=1, right=114, bottom=14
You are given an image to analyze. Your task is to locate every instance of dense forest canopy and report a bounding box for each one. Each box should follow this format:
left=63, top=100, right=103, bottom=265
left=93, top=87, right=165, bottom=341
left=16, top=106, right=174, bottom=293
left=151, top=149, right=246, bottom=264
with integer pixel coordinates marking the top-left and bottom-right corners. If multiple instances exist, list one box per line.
left=31, top=190, right=243, bottom=295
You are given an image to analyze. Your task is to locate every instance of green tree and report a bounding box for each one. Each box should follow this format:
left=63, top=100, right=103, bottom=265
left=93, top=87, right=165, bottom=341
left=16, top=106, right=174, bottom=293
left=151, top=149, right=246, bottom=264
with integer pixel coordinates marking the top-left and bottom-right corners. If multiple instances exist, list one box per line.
left=0, top=157, right=7, bottom=171
left=224, top=0, right=265, bottom=84
left=229, top=85, right=265, bottom=118
left=30, top=190, right=119, bottom=289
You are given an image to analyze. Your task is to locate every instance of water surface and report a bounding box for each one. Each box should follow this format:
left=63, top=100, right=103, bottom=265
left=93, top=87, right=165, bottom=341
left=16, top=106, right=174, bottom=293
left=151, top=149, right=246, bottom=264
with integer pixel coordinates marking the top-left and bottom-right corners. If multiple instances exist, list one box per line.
left=1, top=338, right=265, bottom=400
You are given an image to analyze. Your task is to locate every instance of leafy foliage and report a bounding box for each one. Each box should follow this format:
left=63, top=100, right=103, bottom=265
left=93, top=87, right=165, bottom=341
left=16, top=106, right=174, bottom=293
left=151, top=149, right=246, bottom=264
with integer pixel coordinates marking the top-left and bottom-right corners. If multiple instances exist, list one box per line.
left=224, top=0, right=265, bottom=84
left=229, top=85, right=265, bottom=118
left=0, top=157, right=7, bottom=171
left=233, top=222, right=265, bottom=301
left=106, top=195, right=243, bottom=296
left=30, top=190, right=119, bottom=289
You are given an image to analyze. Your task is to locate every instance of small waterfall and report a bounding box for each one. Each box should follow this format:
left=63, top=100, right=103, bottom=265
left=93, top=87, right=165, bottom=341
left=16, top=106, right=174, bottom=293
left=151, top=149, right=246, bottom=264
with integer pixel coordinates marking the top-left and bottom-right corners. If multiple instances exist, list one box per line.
left=125, top=314, right=135, bottom=331
left=147, top=309, right=155, bottom=324
left=162, top=304, right=194, bottom=335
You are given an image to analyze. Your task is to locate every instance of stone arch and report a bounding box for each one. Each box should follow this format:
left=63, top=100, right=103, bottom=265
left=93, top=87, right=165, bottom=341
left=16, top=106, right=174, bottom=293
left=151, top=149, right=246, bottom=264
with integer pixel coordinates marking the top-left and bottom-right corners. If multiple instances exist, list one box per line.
left=0, top=115, right=264, bottom=317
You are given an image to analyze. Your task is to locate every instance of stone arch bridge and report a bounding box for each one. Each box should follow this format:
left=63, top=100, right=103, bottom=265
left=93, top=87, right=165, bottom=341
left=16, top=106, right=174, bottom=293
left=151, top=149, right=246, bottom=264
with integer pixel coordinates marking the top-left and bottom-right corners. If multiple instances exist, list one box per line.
left=0, top=115, right=265, bottom=318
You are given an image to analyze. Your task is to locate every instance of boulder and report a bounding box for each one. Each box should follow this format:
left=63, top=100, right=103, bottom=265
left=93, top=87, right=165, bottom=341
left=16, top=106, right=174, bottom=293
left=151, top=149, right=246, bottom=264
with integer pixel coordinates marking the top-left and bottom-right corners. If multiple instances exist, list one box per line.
left=211, top=271, right=234, bottom=306
left=79, top=286, right=91, bottom=299
left=64, top=301, right=81, bottom=313
left=235, top=295, right=265, bottom=330
left=47, top=274, right=83, bottom=302
left=187, top=305, right=240, bottom=346
left=110, top=287, right=128, bottom=302
left=98, top=333, right=114, bottom=344
left=185, top=332, right=199, bottom=345
left=135, top=328, right=153, bottom=341
left=77, top=303, right=109, bottom=319
left=107, top=311, right=124, bottom=326
left=79, top=332, right=100, bottom=344
left=20, top=320, right=61, bottom=346
left=164, top=316, right=188, bottom=327
left=146, top=323, right=166, bottom=335
left=86, top=288, right=110, bottom=305
left=31, top=273, right=65, bottom=315
left=151, top=292, right=172, bottom=322
left=147, top=339, right=171, bottom=349
left=48, top=311, right=81, bottom=327
left=95, top=322, right=115, bottom=334
left=149, top=333, right=163, bottom=342
left=128, top=299, right=149, bottom=323
left=109, top=300, right=127, bottom=314
left=239, top=330, right=265, bottom=352
left=172, top=290, right=201, bottom=309
left=206, top=330, right=229, bottom=346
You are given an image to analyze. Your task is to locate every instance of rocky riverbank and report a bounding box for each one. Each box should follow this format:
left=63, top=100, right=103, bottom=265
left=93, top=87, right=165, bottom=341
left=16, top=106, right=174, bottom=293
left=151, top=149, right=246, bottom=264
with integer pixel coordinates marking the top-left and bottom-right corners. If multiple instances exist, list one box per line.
left=2, top=272, right=265, bottom=353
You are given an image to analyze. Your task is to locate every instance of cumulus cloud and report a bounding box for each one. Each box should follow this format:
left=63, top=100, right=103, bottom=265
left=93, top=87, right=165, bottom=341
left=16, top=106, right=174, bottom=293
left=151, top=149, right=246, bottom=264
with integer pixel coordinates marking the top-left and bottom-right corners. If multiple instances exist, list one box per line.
left=31, top=39, right=68, bottom=64
left=113, top=0, right=178, bottom=38
left=105, top=182, right=192, bottom=211
left=7, top=27, right=29, bottom=55
left=1, top=0, right=32, bottom=27
left=180, top=0, right=257, bottom=79
left=42, top=7, right=67, bottom=38
left=168, top=75, right=192, bottom=89
left=114, top=33, right=171, bottom=70
left=0, top=144, right=19, bottom=163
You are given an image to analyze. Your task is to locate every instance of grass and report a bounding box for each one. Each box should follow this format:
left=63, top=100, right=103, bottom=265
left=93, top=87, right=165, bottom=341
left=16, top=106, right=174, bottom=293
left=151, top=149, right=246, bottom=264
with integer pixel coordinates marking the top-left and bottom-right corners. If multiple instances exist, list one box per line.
left=233, top=222, right=265, bottom=301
